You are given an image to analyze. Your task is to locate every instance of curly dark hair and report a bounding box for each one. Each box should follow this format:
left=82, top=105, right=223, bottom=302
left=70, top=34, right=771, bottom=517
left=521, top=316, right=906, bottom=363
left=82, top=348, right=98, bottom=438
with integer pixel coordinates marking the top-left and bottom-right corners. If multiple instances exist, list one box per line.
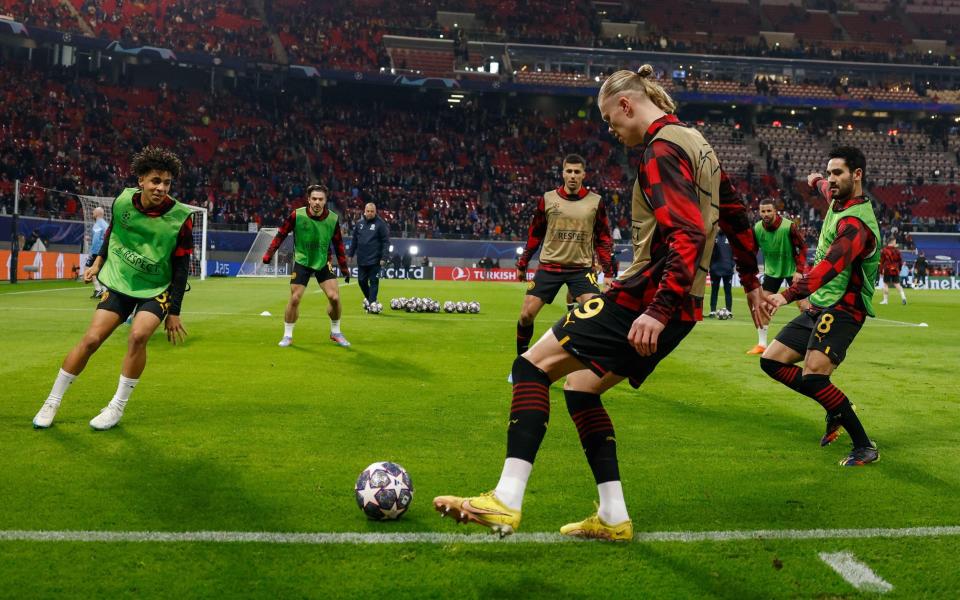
left=131, top=146, right=182, bottom=179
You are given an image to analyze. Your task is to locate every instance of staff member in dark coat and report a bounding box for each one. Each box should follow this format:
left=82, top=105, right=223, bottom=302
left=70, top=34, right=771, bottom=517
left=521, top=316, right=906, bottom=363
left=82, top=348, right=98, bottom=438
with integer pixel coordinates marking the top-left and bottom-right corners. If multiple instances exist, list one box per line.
left=350, top=202, right=390, bottom=307
left=709, top=232, right=735, bottom=317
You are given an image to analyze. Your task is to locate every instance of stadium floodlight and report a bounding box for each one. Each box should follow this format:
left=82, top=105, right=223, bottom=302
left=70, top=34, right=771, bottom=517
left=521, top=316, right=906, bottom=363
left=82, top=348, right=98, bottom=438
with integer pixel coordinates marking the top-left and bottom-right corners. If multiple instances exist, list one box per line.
left=410, top=245, right=419, bottom=256
left=516, top=247, right=523, bottom=255
left=389, top=244, right=394, bottom=253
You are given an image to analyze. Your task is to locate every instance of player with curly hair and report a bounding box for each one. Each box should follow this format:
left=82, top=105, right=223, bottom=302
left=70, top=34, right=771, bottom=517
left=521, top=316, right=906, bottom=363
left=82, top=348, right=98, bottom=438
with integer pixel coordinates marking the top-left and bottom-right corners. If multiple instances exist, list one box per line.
left=32, top=146, right=194, bottom=431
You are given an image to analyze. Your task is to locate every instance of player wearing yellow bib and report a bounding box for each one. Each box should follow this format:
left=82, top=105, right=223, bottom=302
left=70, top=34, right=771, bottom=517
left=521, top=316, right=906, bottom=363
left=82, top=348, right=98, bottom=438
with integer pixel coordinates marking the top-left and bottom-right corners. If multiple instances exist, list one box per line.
left=262, top=184, right=352, bottom=348
left=32, top=147, right=193, bottom=431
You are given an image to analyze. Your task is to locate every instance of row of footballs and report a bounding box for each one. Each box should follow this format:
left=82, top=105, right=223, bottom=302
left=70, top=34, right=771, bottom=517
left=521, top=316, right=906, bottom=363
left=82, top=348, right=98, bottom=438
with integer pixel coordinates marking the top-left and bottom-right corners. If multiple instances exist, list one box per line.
left=389, top=297, right=481, bottom=313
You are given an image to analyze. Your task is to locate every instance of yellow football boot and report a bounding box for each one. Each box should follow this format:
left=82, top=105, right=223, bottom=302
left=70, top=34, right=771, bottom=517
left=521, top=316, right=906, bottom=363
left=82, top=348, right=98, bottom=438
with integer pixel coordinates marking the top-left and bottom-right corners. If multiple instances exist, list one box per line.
left=433, top=491, right=521, bottom=537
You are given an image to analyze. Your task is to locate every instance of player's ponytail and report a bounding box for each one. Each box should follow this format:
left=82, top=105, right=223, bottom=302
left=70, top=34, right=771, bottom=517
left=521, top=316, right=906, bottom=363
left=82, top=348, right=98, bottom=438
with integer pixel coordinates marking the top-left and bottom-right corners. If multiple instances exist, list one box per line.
left=598, top=65, right=676, bottom=114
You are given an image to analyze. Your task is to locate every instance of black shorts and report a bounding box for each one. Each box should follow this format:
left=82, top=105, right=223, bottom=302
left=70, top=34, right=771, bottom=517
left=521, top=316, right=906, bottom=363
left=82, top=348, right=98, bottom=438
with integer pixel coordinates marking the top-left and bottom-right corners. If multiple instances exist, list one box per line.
left=527, top=267, right=600, bottom=304
left=774, top=307, right=863, bottom=365
left=551, top=296, right=696, bottom=388
left=882, top=274, right=901, bottom=284
left=762, top=275, right=788, bottom=293
left=97, top=288, right=170, bottom=321
left=292, top=262, right=336, bottom=286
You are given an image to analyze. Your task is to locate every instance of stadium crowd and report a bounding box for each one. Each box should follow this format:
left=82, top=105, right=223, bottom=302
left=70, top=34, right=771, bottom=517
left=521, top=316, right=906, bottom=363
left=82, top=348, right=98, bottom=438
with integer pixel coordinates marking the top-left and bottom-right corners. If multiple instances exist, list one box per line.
left=1, top=59, right=959, bottom=249
left=4, top=0, right=960, bottom=71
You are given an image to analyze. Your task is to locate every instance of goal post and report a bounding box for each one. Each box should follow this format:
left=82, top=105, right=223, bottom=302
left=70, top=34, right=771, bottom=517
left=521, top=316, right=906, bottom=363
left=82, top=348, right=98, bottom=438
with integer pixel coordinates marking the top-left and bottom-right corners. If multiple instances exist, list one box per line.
left=79, top=195, right=209, bottom=280
left=237, top=228, right=295, bottom=277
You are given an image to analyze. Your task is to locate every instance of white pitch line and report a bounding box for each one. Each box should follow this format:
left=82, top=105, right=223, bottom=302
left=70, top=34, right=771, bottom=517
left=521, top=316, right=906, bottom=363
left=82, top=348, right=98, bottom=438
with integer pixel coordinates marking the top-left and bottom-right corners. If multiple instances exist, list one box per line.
left=1, top=526, right=958, bottom=545
left=819, top=551, right=893, bottom=593
left=869, top=317, right=929, bottom=328
left=0, top=286, right=85, bottom=296
left=0, top=305, right=525, bottom=322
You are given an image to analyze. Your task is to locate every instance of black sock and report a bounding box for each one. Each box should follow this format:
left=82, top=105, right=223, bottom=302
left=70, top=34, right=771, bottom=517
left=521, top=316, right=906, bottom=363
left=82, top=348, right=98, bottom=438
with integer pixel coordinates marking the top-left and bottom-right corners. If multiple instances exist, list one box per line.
left=516, top=321, right=534, bottom=355
left=832, top=400, right=872, bottom=448
left=565, top=390, right=619, bottom=483
left=760, top=358, right=803, bottom=393
left=507, top=356, right=552, bottom=462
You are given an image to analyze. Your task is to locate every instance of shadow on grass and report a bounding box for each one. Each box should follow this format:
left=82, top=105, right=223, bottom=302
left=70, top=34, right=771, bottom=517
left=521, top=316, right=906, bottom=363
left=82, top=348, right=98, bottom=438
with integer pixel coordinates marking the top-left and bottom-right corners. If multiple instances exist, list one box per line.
left=45, top=427, right=295, bottom=532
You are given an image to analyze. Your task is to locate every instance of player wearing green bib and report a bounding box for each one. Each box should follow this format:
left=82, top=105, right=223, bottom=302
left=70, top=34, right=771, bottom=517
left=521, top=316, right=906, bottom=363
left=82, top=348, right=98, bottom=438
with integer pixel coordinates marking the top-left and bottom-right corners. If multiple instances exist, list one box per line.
left=747, top=198, right=808, bottom=355
left=262, top=184, right=352, bottom=348
left=32, top=147, right=193, bottom=431
left=759, top=147, right=881, bottom=467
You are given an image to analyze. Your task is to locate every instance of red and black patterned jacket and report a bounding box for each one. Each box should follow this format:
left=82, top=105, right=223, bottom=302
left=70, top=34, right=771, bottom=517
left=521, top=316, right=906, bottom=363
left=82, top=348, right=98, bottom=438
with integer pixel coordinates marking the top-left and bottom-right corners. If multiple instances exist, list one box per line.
left=606, top=114, right=760, bottom=323
left=781, top=177, right=878, bottom=323
left=263, top=207, right=349, bottom=274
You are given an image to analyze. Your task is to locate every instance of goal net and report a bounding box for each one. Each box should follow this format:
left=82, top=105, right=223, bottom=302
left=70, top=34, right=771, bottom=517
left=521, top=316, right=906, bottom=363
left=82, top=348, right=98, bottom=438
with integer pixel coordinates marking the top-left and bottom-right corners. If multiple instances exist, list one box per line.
left=237, top=227, right=294, bottom=277
left=79, top=195, right=209, bottom=279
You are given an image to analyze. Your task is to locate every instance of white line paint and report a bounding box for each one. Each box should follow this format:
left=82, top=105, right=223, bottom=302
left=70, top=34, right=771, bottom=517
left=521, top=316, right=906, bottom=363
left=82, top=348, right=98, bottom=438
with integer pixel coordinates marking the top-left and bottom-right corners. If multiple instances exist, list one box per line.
left=0, top=305, right=526, bottom=322
left=819, top=551, right=893, bottom=593
left=869, top=317, right=929, bottom=328
left=0, top=286, right=84, bottom=296
left=1, top=526, right=958, bottom=545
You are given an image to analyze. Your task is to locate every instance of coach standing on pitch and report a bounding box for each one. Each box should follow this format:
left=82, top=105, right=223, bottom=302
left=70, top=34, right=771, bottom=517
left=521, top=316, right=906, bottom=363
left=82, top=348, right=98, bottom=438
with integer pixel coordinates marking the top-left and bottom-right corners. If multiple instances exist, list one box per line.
left=350, top=202, right=390, bottom=310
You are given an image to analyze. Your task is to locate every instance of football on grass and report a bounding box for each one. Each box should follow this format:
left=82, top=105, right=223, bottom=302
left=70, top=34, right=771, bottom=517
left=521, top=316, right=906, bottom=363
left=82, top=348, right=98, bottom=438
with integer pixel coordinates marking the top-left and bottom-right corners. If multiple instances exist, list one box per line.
left=355, top=461, right=414, bottom=520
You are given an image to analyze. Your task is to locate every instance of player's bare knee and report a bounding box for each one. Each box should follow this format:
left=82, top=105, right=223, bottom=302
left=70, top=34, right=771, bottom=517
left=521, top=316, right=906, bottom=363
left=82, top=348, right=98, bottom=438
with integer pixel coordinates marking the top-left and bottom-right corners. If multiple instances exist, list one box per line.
left=79, top=332, right=106, bottom=354
left=802, top=352, right=834, bottom=376
left=128, top=329, right=151, bottom=348
left=328, top=293, right=341, bottom=306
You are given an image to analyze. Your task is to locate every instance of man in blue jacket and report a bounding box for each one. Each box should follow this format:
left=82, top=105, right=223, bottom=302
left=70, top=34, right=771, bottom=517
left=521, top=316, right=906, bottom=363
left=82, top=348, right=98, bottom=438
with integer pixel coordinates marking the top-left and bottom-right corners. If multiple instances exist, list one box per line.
left=350, top=202, right=390, bottom=309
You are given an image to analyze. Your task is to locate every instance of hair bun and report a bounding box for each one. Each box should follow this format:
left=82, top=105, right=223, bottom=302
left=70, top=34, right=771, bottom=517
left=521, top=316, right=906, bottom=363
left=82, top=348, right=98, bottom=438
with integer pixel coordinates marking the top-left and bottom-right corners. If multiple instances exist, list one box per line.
left=637, top=64, right=654, bottom=78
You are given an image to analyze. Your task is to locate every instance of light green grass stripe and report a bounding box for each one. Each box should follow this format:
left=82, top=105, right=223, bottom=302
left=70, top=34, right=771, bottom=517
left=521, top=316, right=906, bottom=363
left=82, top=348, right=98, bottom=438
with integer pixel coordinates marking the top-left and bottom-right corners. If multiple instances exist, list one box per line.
left=2, top=527, right=959, bottom=545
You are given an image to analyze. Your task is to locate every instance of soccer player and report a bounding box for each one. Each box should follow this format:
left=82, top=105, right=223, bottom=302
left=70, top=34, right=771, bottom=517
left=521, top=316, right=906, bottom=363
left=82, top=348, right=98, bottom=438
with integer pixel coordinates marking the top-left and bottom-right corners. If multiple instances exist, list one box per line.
left=514, top=154, right=615, bottom=358
left=32, top=147, right=192, bottom=431
left=88, top=206, right=110, bottom=299
left=914, top=250, right=928, bottom=288
left=434, top=65, right=763, bottom=541
left=747, top=198, right=807, bottom=354
left=759, top=146, right=881, bottom=466
left=879, top=239, right=907, bottom=305
left=350, top=202, right=390, bottom=311
left=263, top=184, right=351, bottom=347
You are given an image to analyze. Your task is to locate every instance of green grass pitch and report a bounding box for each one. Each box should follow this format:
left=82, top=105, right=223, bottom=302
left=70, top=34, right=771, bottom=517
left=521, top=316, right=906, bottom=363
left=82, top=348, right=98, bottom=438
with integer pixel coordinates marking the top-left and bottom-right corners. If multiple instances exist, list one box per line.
left=1, top=278, right=958, bottom=598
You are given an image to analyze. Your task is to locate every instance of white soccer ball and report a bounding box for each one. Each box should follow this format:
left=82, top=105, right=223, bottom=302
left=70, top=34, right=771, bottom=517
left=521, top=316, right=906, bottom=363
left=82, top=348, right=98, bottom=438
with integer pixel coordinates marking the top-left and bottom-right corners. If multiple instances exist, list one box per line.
left=456, top=301, right=467, bottom=313
left=467, top=301, right=480, bottom=314
left=368, top=302, right=382, bottom=314
left=717, top=308, right=733, bottom=320
left=443, top=301, right=455, bottom=313
left=355, top=461, right=414, bottom=521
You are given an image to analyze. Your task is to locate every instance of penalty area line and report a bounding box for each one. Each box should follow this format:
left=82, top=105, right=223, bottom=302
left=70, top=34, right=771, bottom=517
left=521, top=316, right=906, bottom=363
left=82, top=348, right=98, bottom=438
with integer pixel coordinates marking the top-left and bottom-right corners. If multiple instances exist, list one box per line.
left=1, top=526, right=959, bottom=545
